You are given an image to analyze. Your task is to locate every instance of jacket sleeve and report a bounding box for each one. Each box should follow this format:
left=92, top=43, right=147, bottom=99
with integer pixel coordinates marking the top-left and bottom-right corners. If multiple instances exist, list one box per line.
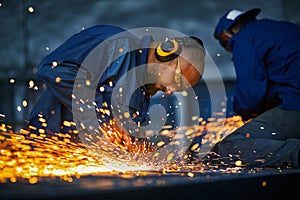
left=36, top=32, right=144, bottom=127
left=36, top=32, right=107, bottom=112
left=231, top=40, right=275, bottom=121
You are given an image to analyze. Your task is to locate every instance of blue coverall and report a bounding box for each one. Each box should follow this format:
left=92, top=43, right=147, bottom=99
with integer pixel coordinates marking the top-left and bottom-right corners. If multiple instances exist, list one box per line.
left=28, top=25, right=153, bottom=140
left=215, top=18, right=300, bottom=167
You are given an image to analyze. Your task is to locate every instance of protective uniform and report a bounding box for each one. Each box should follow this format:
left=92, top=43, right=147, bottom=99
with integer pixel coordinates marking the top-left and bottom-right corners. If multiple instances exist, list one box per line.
left=229, top=18, right=300, bottom=120
left=212, top=8, right=300, bottom=167
left=28, top=25, right=152, bottom=140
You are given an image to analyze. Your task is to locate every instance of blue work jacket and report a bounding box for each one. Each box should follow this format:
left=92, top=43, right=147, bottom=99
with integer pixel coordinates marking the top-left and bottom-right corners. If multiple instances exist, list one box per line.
left=228, top=19, right=300, bottom=120
left=28, top=25, right=152, bottom=135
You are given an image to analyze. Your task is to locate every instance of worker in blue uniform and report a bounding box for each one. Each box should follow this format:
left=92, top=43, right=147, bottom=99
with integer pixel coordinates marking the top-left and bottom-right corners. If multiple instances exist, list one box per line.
left=211, top=8, right=300, bottom=167
left=27, top=25, right=206, bottom=153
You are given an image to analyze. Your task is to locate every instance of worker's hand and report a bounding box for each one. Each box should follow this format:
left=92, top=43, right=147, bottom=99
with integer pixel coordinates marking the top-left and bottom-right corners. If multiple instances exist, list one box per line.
left=101, top=120, right=156, bottom=154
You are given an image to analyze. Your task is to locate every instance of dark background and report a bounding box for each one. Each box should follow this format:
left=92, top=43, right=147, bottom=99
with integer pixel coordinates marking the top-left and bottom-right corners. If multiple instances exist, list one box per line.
left=1, top=0, right=299, bottom=130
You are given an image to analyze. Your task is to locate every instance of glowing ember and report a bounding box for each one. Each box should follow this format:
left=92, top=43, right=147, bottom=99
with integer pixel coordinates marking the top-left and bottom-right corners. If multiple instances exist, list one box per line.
left=0, top=116, right=245, bottom=184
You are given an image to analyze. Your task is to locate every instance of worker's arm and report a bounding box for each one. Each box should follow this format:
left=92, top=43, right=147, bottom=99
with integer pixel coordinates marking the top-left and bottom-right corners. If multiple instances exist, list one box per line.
left=36, top=29, right=154, bottom=152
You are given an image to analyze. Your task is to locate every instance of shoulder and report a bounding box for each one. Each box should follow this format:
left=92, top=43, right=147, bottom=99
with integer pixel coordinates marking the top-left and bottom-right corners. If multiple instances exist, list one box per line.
left=85, top=25, right=127, bottom=32
left=78, top=25, right=128, bottom=39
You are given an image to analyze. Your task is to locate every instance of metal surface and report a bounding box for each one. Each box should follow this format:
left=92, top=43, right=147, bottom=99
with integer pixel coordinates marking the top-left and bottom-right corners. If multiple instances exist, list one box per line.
left=1, top=168, right=299, bottom=200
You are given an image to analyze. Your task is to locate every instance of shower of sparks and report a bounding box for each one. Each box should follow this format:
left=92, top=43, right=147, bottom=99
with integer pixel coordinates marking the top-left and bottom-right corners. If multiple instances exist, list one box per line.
left=0, top=124, right=112, bottom=184
left=0, top=116, right=246, bottom=184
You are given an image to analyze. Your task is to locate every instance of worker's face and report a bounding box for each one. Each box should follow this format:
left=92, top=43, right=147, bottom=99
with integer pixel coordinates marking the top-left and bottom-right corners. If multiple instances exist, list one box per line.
left=146, top=56, right=201, bottom=96
left=218, top=30, right=233, bottom=52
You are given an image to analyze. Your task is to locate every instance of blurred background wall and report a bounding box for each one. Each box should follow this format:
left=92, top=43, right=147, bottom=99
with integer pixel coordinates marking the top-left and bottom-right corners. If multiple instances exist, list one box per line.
left=0, top=0, right=299, bottom=130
